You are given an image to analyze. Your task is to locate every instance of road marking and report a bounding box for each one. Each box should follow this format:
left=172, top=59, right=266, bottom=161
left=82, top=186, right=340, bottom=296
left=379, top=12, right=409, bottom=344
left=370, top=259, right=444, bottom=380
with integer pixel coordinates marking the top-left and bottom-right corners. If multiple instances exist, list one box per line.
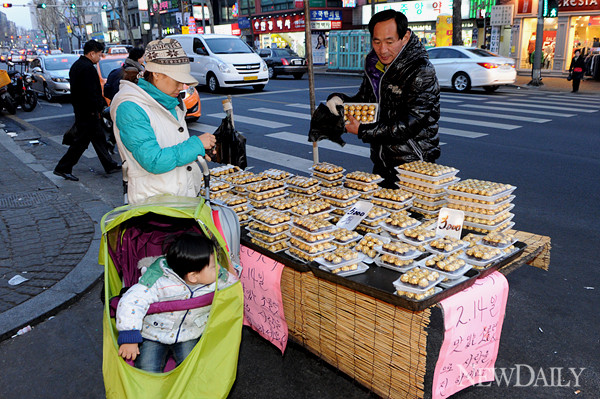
left=286, top=103, right=312, bottom=109
left=498, top=98, right=599, bottom=109
left=206, top=113, right=291, bottom=128
left=37, top=101, right=63, bottom=108
left=440, top=116, right=520, bottom=130
left=247, top=145, right=314, bottom=172
left=440, top=98, right=463, bottom=103
left=545, top=94, right=600, bottom=104
left=458, top=104, right=576, bottom=117
left=250, top=107, right=311, bottom=120
left=198, top=85, right=359, bottom=101
left=485, top=101, right=598, bottom=113
left=438, top=128, right=488, bottom=138
left=442, top=108, right=551, bottom=123
left=24, top=113, right=74, bottom=122
left=441, top=93, right=491, bottom=101
left=266, top=132, right=370, bottom=157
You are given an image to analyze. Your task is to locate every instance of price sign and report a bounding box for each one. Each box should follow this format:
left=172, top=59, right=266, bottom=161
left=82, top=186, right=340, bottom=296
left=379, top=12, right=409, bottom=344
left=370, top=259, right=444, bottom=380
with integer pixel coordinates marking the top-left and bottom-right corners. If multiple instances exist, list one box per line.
left=239, top=245, right=288, bottom=353
left=336, top=201, right=373, bottom=231
left=436, top=208, right=464, bottom=239
left=433, top=272, right=509, bottom=398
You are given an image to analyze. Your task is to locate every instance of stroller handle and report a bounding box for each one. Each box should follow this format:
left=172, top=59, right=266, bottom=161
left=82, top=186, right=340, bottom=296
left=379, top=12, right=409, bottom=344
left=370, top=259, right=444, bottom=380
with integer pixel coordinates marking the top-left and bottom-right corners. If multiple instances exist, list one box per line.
left=197, top=156, right=210, bottom=200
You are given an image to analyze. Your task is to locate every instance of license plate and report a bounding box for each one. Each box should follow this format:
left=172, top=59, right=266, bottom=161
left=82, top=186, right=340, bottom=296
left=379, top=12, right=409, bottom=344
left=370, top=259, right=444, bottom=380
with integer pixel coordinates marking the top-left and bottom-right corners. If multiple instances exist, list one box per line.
left=243, top=76, right=258, bottom=81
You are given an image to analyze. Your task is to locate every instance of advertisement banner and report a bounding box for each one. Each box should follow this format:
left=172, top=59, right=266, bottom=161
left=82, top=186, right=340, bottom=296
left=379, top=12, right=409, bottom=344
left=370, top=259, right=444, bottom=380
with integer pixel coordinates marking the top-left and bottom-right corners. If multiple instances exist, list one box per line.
left=312, top=32, right=327, bottom=65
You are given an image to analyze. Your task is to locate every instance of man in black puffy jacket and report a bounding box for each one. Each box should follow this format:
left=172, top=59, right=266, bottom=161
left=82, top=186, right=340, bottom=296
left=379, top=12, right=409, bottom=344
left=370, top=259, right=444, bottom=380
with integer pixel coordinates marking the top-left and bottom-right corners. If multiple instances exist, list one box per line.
left=327, top=9, right=440, bottom=188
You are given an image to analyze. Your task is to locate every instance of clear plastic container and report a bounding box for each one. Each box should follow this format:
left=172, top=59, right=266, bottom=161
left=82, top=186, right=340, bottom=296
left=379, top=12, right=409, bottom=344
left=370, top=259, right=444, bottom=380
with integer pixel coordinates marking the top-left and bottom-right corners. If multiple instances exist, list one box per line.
left=249, top=235, right=288, bottom=253
left=459, top=251, right=504, bottom=268
left=312, top=170, right=345, bottom=181
left=315, top=252, right=365, bottom=270
left=398, top=184, right=447, bottom=199
left=413, top=197, right=447, bottom=207
left=287, top=242, right=335, bottom=258
left=392, top=269, right=444, bottom=294
left=374, top=254, right=415, bottom=273
left=318, top=262, right=369, bottom=277
left=380, top=219, right=421, bottom=235
left=463, top=213, right=514, bottom=230
left=398, top=174, right=460, bottom=189
left=445, top=195, right=515, bottom=210
left=446, top=186, right=517, bottom=203
left=354, top=233, right=391, bottom=263
left=423, top=262, right=473, bottom=280
left=288, top=229, right=335, bottom=245
left=395, top=286, right=442, bottom=301
left=291, top=218, right=336, bottom=234
left=394, top=165, right=459, bottom=182
left=425, top=240, right=469, bottom=256
left=460, top=204, right=515, bottom=220
left=376, top=243, right=422, bottom=260
left=246, top=227, right=287, bottom=243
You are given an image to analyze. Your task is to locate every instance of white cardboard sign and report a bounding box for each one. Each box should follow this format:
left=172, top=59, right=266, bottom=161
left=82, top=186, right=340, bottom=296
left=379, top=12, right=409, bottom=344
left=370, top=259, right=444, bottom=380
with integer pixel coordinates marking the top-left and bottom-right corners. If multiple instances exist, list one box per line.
left=436, top=208, right=465, bottom=239
left=336, top=201, right=373, bottom=231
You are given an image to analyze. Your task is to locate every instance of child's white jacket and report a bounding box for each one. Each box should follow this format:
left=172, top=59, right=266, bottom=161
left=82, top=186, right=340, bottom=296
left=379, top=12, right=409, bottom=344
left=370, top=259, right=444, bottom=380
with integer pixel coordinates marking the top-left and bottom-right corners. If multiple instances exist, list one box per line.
left=116, top=257, right=237, bottom=345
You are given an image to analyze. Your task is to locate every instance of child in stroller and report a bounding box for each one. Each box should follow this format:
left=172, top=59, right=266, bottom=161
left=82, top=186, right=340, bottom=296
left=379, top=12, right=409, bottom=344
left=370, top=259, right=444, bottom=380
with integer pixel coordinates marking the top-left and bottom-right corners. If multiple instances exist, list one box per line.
left=116, top=232, right=238, bottom=373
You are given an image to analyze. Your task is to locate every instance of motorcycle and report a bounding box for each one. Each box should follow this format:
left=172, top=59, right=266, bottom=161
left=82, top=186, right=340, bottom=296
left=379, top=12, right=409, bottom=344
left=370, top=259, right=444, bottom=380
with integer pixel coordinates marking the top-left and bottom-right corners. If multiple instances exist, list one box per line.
left=0, top=69, right=17, bottom=114
left=6, top=61, right=37, bottom=112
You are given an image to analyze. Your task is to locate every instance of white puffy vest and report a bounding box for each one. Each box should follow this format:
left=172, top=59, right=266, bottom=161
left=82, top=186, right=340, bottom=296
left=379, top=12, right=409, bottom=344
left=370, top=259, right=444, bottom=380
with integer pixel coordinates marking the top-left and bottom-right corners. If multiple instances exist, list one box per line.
left=110, top=81, right=202, bottom=205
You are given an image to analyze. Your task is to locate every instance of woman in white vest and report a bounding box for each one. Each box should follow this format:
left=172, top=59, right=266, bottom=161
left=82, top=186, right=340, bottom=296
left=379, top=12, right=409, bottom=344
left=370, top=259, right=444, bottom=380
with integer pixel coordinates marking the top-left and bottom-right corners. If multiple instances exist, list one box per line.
left=110, top=38, right=215, bottom=205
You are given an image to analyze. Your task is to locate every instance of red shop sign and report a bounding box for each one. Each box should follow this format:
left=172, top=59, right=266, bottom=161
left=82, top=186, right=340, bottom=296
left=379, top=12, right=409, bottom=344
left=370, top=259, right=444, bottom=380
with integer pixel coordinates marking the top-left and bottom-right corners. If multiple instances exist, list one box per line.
left=252, top=14, right=306, bottom=33
left=559, top=0, right=600, bottom=12
left=331, top=20, right=342, bottom=29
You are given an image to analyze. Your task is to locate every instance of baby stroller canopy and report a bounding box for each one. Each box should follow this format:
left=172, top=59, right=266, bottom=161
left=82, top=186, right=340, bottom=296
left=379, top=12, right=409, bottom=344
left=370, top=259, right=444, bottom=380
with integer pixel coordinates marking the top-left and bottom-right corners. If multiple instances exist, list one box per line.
left=100, top=195, right=244, bottom=399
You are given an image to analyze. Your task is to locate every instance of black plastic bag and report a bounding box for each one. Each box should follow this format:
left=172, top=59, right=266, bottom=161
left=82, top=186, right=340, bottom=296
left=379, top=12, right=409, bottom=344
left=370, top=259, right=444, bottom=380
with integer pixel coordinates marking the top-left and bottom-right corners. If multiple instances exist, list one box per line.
left=567, top=73, right=572, bottom=81
left=308, top=103, right=346, bottom=147
left=62, top=123, right=77, bottom=146
left=212, top=115, right=247, bottom=169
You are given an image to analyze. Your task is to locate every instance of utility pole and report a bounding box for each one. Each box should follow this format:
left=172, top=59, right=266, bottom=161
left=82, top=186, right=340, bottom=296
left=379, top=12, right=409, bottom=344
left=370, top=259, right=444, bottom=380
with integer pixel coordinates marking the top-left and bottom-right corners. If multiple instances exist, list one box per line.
left=529, top=0, right=544, bottom=86
left=303, top=0, right=317, bottom=164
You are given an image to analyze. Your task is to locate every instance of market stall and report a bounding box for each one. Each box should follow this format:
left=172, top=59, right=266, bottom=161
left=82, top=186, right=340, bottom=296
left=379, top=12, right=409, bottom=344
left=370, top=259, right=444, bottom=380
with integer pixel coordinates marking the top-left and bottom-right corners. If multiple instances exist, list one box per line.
left=208, top=161, right=551, bottom=399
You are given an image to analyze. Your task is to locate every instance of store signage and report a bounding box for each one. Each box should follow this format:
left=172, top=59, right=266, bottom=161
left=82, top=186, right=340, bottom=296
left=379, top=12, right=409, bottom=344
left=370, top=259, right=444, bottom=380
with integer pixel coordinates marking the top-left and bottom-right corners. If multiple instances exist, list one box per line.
left=331, top=20, right=342, bottom=29
left=361, top=0, right=470, bottom=24
left=435, top=208, right=464, bottom=239
left=310, top=9, right=342, bottom=21
left=238, top=17, right=251, bottom=30
left=517, top=0, right=532, bottom=14
left=311, top=21, right=331, bottom=29
left=240, top=245, right=288, bottom=353
left=337, top=201, right=373, bottom=231
left=559, top=0, right=600, bottom=12
left=432, top=272, right=510, bottom=398
left=490, top=4, right=514, bottom=25
left=343, top=0, right=357, bottom=7
left=193, top=5, right=210, bottom=20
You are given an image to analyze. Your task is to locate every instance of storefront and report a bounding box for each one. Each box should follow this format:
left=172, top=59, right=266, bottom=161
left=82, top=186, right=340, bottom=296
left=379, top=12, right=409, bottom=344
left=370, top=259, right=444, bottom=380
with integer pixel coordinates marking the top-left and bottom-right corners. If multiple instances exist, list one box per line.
left=360, top=0, right=473, bottom=47
left=251, top=9, right=343, bottom=62
left=511, top=0, right=600, bottom=75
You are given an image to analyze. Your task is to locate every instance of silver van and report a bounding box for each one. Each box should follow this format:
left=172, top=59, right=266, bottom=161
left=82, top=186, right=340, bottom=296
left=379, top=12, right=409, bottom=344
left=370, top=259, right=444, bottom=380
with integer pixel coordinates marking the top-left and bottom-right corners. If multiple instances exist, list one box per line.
left=167, top=34, right=269, bottom=93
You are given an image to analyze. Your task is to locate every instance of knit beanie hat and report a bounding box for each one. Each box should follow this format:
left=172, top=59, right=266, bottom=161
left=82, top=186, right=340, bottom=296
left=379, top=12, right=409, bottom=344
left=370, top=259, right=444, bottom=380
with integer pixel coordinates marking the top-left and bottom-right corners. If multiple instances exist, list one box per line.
left=144, top=38, right=198, bottom=86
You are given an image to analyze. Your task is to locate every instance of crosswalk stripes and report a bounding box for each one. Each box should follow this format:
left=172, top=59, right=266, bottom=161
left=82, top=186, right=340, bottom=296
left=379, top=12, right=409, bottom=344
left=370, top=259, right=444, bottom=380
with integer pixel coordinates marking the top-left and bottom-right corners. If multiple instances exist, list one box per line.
left=495, top=97, right=600, bottom=109
left=458, top=103, right=577, bottom=117
left=438, top=128, right=487, bottom=138
left=24, top=113, right=74, bottom=122
left=484, top=101, right=598, bottom=113
left=442, top=108, right=551, bottom=123
left=265, top=132, right=371, bottom=157
left=206, top=113, right=291, bottom=128
left=250, top=107, right=312, bottom=120
left=246, top=145, right=314, bottom=172
left=440, top=116, right=521, bottom=130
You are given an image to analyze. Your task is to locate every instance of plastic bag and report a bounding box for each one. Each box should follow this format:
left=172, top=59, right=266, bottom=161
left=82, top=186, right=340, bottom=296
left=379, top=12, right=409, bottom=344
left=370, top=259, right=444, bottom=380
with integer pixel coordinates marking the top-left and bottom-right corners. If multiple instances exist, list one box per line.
left=212, top=115, right=247, bottom=169
left=567, top=73, right=573, bottom=81
left=308, top=103, right=346, bottom=147
left=62, top=123, right=77, bottom=146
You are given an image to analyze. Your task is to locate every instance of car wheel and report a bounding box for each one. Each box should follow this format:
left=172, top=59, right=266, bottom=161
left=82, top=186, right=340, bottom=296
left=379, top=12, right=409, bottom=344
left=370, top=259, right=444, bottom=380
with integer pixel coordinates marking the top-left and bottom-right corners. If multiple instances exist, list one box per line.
left=253, top=84, right=266, bottom=92
left=43, top=84, right=53, bottom=101
left=207, top=73, right=220, bottom=93
left=452, top=72, right=471, bottom=92
left=293, top=73, right=304, bottom=80
left=268, top=66, right=276, bottom=79
left=483, top=85, right=500, bottom=93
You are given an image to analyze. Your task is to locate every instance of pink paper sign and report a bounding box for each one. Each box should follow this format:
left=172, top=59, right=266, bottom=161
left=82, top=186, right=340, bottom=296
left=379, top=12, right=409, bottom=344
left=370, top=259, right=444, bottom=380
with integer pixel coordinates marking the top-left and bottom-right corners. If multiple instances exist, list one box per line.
left=433, top=272, right=509, bottom=398
left=239, top=245, right=288, bottom=353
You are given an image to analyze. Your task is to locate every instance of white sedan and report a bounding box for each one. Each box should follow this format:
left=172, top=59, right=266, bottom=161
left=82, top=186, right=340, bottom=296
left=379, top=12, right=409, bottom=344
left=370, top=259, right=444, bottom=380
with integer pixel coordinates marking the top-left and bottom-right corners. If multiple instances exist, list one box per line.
left=427, top=46, right=516, bottom=93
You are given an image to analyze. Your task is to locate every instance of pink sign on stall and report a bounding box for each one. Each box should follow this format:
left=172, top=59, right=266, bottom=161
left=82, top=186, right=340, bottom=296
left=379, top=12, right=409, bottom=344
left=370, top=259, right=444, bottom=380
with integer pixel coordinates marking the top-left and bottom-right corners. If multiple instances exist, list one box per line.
left=433, top=271, right=509, bottom=398
left=239, top=245, right=288, bottom=353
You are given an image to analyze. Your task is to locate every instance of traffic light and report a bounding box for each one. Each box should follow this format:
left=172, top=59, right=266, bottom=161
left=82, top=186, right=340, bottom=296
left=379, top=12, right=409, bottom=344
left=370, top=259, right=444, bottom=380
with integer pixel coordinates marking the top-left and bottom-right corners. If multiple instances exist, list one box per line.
left=2, top=3, right=12, bottom=7
left=543, top=0, right=559, bottom=18
left=70, top=3, right=76, bottom=8
left=37, top=3, right=46, bottom=8
left=101, top=4, right=107, bottom=9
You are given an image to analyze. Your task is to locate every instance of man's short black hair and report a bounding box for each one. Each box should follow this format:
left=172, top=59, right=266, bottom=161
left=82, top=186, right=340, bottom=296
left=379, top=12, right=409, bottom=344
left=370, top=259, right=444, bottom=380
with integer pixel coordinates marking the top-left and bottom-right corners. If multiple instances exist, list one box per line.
left=368, top=9, right=409, bottom=40
left=83, top=40, right=105, bottom=55
left=128, top=47, right=145, bottom=62
left=166, top=232, right=215, bottom=280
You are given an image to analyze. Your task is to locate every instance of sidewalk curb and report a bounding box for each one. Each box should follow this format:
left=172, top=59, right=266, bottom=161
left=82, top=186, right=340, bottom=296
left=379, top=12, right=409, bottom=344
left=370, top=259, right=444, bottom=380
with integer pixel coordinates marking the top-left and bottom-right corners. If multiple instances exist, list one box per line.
left=0, top=115, right=108, bottom=342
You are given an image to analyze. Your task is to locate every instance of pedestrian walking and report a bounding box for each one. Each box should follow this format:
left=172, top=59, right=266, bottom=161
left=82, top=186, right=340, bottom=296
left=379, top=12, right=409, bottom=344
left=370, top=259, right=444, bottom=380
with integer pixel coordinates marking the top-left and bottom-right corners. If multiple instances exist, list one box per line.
left=103, top=47, right=145, bottom=101
left=53, top=40, right=121, bottom=181
left=325, top=9, right=440, bottom=188
left=109, top=38, right=216, bottom=205
left=569, top=49, right=586, bottom=93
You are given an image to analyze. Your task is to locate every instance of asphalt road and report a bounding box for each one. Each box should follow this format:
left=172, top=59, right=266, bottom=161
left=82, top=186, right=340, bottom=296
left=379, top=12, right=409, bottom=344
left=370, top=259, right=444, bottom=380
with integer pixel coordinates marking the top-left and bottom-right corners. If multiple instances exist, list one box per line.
left=1, top=75, right=598, bottom=398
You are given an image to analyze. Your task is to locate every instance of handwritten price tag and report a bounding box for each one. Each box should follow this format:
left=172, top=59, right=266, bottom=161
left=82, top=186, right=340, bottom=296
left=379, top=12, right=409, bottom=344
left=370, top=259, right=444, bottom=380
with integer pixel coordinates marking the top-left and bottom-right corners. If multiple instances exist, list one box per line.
left=436, top=208, right=464, bottom=239
left=432, top=272, right=509, bottom=398
left=239, top=245, right=288, bottom=353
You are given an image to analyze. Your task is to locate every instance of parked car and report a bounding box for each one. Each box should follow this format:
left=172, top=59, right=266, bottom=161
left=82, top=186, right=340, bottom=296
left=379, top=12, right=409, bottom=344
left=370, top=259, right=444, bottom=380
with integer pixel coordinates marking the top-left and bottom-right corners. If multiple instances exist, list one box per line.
left=258, top=48, right=307, bottom=79
left=26, top=49, right=37, bottom=63
left=167, top=34, right=269, bottom=93
left=426, top=46, right=516, bottom=92
left=29, top=54, right=79, bottom=101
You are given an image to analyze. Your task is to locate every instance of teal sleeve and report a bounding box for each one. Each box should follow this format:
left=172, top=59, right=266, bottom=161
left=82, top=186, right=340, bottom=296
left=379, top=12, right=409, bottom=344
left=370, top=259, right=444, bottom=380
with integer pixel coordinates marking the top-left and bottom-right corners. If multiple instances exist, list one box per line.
left=115, top=101, right=206, bottom=175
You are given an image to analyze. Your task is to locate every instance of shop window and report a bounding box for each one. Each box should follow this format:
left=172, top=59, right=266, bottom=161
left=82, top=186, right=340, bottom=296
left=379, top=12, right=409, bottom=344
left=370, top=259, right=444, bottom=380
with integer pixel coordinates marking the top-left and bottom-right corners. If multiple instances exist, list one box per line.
left=520, top=17, right=557, bottom=70
left=567, top=16, right=600, bottom=71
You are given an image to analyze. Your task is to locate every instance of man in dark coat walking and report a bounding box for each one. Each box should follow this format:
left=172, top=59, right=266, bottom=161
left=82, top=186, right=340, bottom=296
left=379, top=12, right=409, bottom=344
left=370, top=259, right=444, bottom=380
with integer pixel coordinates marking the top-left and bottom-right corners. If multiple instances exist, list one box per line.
left=53, top=40, right=120, bottom=181
left=326, top=9, right=440, bottom=188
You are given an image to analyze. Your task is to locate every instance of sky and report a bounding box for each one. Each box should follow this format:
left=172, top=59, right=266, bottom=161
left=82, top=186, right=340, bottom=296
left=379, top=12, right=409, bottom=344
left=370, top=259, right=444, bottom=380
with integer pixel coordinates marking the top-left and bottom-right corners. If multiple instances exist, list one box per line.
left=3, top=0, right=34, bottom=30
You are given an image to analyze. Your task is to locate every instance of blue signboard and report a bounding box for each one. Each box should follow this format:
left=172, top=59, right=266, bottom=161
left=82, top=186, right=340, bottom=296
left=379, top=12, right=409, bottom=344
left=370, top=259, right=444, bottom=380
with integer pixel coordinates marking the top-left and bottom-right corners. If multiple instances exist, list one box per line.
left=310, top=10, right=342, bottom=21
left=238, top=17, right=251, bottom=30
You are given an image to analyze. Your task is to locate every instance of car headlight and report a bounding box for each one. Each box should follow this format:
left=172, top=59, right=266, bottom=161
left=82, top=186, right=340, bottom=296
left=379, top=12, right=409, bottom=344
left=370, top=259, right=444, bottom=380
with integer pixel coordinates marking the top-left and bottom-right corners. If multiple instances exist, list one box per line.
left=217, top=60, right=231, bottom=73
left=51, top=77, right=68, bottom=82
left=262, top=60, right=267, bottom=71
left=186, top=86, right=196, bottom=96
